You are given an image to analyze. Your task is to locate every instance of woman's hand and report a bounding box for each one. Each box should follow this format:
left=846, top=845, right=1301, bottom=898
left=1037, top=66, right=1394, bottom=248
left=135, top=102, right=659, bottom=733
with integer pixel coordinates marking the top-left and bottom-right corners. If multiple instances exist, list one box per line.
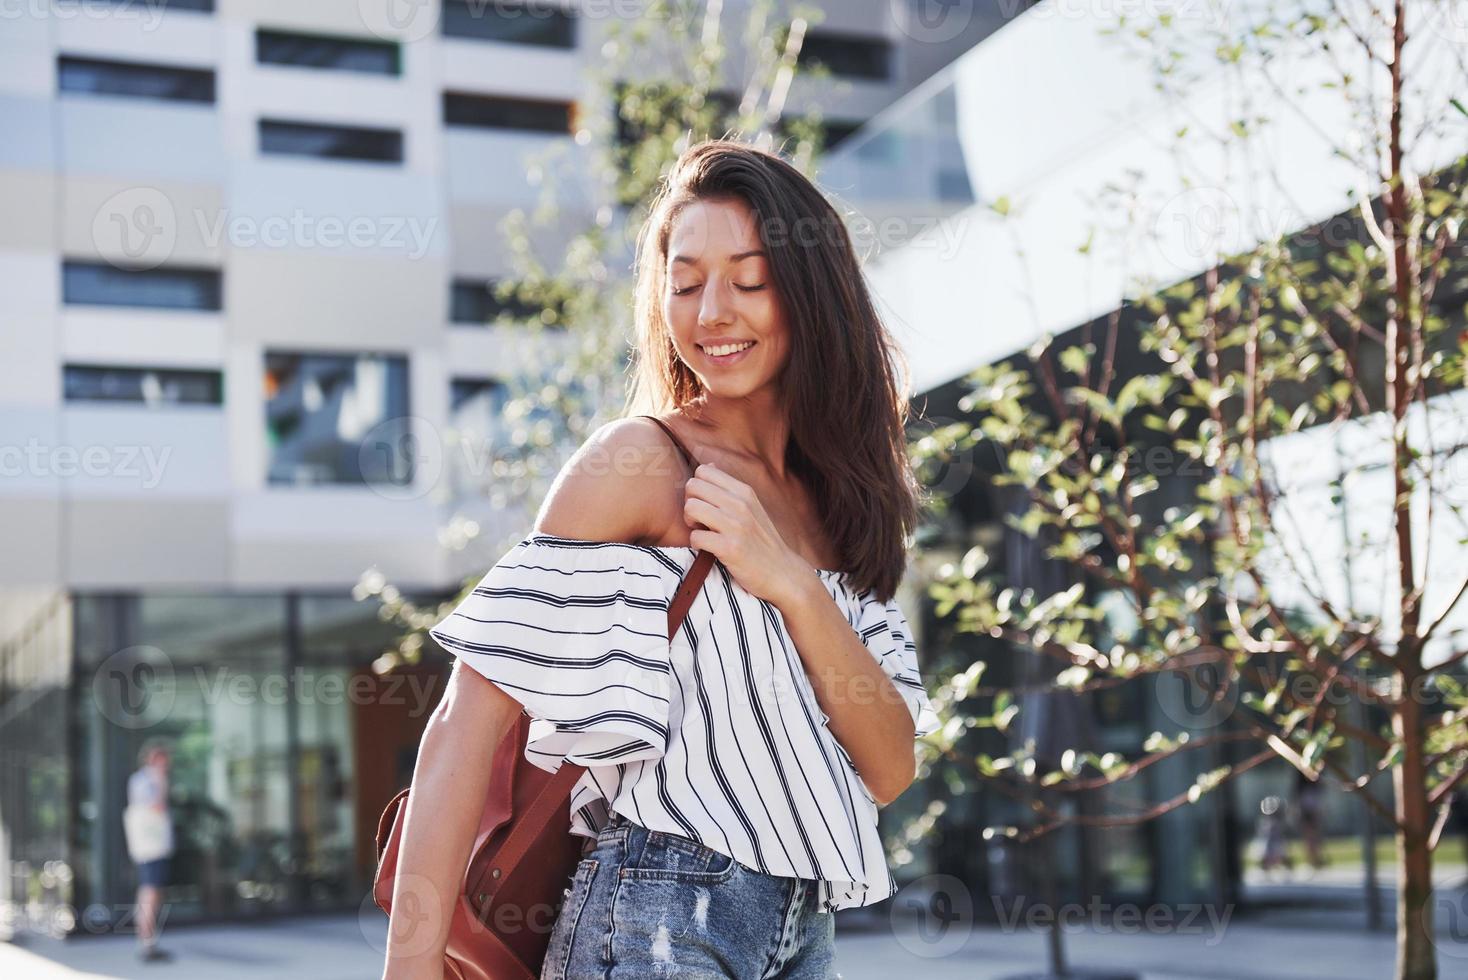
left=682, top=462, right=819, bottom=606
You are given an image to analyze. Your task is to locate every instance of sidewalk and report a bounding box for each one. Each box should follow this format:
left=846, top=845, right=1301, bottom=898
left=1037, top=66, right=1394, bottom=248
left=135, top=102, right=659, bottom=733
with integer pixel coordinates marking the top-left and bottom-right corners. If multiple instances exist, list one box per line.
left=0, top=903, right=1418, bottom=980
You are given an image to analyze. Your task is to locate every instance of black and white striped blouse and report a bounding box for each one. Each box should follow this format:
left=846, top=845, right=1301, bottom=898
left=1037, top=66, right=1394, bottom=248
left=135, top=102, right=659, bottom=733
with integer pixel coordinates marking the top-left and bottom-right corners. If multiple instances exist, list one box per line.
left=427, top=532, right=939, bottom=913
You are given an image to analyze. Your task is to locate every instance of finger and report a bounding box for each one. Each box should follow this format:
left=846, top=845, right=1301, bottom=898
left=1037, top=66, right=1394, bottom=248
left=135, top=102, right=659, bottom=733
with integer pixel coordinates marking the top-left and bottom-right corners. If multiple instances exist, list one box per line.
left=684, top=497, right=728, bottom=534
left=693, top=461, right=744, bottom=493
left=692, top=464, right=760, bottom=513
left=688, top=527, right=720, bottom=554
left=685, top=475, right=743, bottom=515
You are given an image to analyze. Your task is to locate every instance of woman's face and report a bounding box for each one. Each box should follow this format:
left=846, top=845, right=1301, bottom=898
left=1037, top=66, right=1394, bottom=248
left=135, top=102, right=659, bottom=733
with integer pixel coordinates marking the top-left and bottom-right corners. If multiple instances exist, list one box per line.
left=663, top=196, right=789, bottom=399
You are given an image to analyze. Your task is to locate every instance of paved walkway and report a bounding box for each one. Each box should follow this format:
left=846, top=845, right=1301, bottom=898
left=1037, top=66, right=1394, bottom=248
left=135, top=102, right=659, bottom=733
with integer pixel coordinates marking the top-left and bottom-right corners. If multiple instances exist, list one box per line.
left=0, top=902, right=1433, bottom=980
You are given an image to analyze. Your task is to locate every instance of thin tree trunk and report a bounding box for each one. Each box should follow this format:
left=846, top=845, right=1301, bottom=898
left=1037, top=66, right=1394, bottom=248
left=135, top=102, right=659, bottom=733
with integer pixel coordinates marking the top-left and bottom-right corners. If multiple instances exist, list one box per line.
left=1392, top=676, right=1436, bottom=980
left=1382, top=2, right=1434, bottom=976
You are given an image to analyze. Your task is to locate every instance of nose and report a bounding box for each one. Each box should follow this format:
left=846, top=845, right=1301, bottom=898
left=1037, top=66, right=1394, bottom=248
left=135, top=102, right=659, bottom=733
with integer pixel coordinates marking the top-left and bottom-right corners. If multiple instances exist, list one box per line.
left=697, top=276, right=735, bottom=330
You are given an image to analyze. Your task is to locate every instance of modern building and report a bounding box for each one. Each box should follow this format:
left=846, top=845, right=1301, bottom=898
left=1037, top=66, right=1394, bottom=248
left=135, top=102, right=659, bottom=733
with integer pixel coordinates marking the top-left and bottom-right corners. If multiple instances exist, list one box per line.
left=0, top=0, right=1023, bottom=932
left=819, top=0, right=1466, bottom=920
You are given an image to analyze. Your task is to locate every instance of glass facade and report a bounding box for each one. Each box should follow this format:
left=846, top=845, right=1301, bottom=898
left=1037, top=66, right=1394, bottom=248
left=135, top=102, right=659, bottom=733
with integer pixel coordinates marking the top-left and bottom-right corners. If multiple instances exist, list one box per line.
left=0, top=594, right=72, bottom=936
left=902, top=387, right=1242, bottom=918
left=46, top=590, right=453, bottom=930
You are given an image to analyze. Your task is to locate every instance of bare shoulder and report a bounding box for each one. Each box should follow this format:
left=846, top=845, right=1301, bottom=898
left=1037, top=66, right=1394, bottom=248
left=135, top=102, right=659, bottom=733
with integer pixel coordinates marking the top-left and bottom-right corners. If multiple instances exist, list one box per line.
left=530, top=416, right=687, bottom=546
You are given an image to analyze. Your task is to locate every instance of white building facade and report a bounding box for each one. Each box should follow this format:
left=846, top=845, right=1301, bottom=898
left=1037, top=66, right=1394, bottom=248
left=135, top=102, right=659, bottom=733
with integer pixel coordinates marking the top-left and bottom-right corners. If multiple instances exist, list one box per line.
left=0, top=0, right=1015, bottom=929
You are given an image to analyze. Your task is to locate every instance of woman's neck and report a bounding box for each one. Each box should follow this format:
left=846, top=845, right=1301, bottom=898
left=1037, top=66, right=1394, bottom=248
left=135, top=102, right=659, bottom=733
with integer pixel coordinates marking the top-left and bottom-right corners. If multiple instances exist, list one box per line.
left=680, top=394, right=790, bottom=477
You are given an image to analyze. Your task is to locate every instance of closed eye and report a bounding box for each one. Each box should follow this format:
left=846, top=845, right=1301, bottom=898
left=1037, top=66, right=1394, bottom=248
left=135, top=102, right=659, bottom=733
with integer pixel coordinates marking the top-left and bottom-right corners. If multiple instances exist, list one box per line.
left=670, top=283, right=767, bottom=296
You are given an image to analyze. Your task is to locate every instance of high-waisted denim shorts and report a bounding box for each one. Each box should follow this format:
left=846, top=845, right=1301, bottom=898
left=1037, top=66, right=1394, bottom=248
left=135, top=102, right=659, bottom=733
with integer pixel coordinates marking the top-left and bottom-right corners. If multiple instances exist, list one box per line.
left=539, top=810, right=837, bottom=979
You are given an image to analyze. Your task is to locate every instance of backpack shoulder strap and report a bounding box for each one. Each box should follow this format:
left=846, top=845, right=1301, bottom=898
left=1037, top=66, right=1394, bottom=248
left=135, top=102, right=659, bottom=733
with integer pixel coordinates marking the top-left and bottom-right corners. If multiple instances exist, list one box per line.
left=637, top=413, right=716, bottom=619
left=637, top=414, right=700, bottom=474
left=634, top=416, right=716, bottom=636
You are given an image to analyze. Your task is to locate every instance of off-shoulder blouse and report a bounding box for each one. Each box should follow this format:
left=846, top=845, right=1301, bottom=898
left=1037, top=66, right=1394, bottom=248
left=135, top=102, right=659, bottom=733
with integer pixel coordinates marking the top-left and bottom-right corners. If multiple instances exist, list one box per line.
left=427, top=532, right=940, bottom=913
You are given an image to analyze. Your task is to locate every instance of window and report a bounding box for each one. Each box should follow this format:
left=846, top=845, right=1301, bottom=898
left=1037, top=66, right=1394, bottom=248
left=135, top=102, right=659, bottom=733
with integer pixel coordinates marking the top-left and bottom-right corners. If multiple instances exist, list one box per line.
left=776, top=115, right=865, bottom=153
left=798, top=31, right=892, bottom=81
left=821, top=119, right=864, bottom=151
left=448, top=378, right=508, bottom=496
left=62, top=261, right=222, bottom=311
left=450, top=279, right=547, bottom=324
left=58, top=55, right=215, bottom=104
left=937, top=168, right=974, bottom=203
left=88, top=0, right=214, bottom=11
left=64, top=365, right=223, bottom=406
left=264, top=351, right=411, bottom=487
left=450, top=377, right=506, bottom=413
left=258, top=119, right=404, bottom=163
left=441, top=0, right=575, bottom=48
left=256, top=28, right=401, bottom=75
left=443, top=92, right=573, bottom=134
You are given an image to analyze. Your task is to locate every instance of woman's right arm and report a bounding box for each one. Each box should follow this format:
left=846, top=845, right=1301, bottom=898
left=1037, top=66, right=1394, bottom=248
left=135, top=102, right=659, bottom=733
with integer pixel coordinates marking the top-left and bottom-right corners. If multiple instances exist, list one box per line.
left=380, top=660, right=522, bottom=980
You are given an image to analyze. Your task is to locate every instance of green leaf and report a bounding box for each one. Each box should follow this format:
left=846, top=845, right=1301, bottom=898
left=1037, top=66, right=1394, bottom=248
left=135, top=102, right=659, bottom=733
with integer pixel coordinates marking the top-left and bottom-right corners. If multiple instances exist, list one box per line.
left=1060, top=345, right=1092, bottom=376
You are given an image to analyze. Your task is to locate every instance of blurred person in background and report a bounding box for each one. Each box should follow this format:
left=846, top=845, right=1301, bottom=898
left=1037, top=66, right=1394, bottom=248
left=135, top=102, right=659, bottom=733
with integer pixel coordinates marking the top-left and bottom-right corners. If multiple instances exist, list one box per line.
left=1254, top=795, right=1293, bottom=875
left=1454, top=786, right=1468, bottom=888
left=1294, top=768, right=1327, bottom=871
left=123, top=738, right=175, bottom=963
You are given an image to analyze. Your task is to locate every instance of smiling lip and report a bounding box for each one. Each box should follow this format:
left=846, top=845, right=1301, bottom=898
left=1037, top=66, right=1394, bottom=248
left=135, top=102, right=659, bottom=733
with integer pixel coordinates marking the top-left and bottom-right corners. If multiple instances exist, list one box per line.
left=699, top=340, right=757, bottom=365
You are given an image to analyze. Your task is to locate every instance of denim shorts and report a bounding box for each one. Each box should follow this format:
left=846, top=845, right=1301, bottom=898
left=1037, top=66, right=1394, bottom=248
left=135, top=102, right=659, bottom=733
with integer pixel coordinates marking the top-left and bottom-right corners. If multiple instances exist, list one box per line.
left=136, top=857, right=169, bottom=888
left=540, top=810, right=836, bottom=979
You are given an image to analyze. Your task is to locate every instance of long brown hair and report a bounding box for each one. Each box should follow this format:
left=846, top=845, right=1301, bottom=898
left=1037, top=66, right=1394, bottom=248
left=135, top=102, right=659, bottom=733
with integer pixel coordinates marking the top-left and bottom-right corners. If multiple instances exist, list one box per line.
left=625, top=139, right=920, bottom=603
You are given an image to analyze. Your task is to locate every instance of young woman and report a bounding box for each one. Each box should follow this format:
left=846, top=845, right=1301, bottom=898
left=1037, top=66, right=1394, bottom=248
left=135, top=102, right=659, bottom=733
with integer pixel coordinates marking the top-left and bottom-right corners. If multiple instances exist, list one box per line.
left=381, top=139, right=938, bottom=980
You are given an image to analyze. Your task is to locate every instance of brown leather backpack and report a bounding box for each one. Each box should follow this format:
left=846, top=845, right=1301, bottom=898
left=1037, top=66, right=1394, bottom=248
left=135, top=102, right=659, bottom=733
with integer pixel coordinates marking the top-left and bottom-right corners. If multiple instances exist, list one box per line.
left=373, top=416, right=713, bottom=979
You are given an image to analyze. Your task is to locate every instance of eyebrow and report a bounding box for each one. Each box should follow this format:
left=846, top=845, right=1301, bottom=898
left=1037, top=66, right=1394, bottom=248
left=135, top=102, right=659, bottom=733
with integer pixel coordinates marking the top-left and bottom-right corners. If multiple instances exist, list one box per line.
left=669, top=249, right=768, bottom=265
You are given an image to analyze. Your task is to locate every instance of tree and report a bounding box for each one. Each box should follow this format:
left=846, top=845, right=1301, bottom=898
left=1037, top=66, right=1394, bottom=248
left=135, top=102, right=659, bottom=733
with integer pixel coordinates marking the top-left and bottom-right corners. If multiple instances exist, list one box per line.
left=905, top=3, right=1468, bottom=978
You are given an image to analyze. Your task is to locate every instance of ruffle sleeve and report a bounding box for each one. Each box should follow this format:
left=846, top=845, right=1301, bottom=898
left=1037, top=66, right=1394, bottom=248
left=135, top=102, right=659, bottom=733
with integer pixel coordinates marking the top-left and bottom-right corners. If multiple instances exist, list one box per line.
left=427, top=535, right=681, bottom=771
left=855, top=594, right=941, bottom=739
